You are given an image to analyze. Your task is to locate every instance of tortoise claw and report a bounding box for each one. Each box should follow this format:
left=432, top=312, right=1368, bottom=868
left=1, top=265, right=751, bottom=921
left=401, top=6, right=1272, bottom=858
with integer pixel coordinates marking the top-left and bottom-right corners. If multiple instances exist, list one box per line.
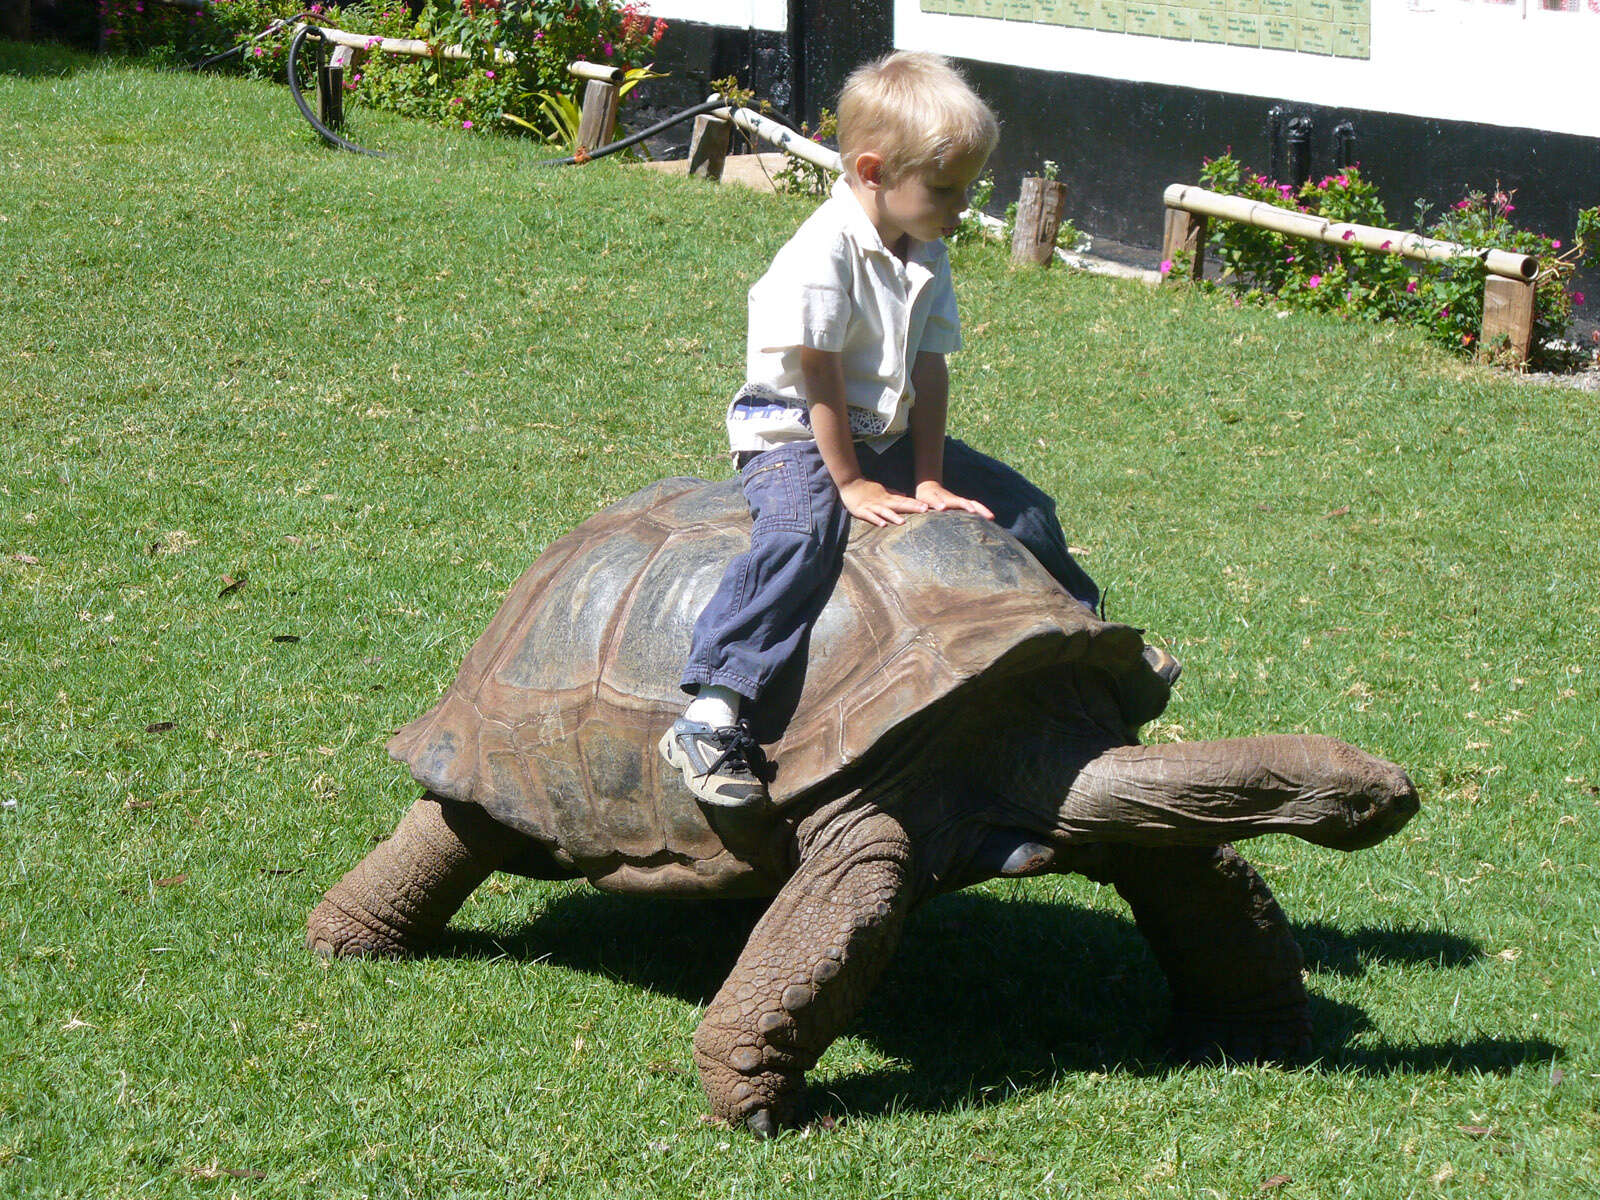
left=1167, top=1007, right=1314, bottom=1067
left=744, top=1108, right=779, bottom=1139
left=948, top=829, right=1058, bottom=891
left=305, top=897, right=412, bottom=959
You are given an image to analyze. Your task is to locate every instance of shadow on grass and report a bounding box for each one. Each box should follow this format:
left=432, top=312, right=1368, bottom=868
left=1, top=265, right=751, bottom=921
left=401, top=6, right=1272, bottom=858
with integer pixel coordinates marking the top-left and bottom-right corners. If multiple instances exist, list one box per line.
left=441, top=886, right=1560, bottom=1122
left=0, top=42, right=88, bottom=78
left=1296, top=922, right=1484, bottom=976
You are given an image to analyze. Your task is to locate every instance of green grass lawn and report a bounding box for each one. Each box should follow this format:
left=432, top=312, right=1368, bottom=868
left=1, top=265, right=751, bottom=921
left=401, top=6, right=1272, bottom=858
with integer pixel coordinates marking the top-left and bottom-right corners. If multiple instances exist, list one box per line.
left=2, top=43, right=1597, bottom=1198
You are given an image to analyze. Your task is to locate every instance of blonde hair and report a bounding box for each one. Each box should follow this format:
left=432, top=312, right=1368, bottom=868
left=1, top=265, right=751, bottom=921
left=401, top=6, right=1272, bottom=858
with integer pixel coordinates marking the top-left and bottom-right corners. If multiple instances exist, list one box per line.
left=837, top=52, right=999, bottom=184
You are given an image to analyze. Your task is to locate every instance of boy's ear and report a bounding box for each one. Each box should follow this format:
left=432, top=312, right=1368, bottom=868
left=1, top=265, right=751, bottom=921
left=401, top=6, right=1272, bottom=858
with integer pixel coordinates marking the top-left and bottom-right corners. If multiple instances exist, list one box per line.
left=854, top=151, right=885, bottom=190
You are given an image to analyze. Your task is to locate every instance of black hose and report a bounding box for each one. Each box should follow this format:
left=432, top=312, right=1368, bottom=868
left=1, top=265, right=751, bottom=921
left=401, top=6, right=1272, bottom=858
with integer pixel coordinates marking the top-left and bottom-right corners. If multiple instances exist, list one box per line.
left=191, top=43, right=244, bottom=71
left=191, top=12, right=316, bottom=73
left=282, top=26, right=763, bottom=170
left=538, top=96, right=732, bottom=168
left=286, top=25, right=389, bottom=158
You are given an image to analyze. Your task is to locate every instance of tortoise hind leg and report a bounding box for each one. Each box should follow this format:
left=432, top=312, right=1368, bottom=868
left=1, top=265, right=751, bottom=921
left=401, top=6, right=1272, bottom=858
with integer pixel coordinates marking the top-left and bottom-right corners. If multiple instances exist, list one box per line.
left=1074, top=842, right=1312, bottom=1063
left=307, top=793, right=513, bottom=958
left=693, top=804, right=914, bottom=1135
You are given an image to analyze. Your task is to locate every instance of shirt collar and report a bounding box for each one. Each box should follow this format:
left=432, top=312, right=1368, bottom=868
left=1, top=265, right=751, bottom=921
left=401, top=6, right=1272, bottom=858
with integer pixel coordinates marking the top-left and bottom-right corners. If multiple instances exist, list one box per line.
left=830, top=174, right=943, bottom=268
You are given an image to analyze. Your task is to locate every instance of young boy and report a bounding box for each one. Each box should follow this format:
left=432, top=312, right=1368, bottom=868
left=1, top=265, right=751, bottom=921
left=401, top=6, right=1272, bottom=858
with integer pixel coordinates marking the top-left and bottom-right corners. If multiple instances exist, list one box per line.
left=659, top=51, right=1103, bottom=808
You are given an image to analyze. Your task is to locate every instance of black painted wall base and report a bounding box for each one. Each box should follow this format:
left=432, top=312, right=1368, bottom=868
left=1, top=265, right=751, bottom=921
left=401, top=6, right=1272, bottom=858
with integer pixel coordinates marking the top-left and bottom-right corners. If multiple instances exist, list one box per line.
left=964, top=60, right=1599, bottom=261
left=647, top=22, right=797, bottom=118
left=652, top=20, right=1597, bottom=319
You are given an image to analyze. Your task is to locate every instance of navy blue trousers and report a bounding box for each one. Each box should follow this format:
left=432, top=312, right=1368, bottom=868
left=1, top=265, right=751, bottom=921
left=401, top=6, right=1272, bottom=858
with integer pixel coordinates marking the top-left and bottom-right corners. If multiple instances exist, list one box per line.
left=681, top=436, right=1100, bottom=703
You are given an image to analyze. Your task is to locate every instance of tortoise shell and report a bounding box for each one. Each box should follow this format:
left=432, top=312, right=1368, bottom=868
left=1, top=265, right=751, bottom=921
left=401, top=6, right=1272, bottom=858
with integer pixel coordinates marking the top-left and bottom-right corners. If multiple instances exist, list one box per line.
left=387, top=478, right=1145, bottom=894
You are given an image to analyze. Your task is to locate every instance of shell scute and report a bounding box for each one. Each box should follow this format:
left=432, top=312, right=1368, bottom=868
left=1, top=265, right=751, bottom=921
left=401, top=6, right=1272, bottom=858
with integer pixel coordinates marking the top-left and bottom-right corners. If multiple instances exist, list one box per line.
left=492, top=526, right=656, bottom=696
left=599, top=521, right=742, bottom=712
left=577, top=720, right=662, bottom=859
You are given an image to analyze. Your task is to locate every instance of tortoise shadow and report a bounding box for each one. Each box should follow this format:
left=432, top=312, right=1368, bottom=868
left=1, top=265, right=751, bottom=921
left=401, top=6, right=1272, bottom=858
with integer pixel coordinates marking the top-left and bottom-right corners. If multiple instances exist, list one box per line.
left=441, top=886, right=1561, bottom=1121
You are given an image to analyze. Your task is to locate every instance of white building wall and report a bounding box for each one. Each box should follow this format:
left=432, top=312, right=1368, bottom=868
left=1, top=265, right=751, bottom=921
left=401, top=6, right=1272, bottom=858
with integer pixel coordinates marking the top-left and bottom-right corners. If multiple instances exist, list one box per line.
left=646, top=0, right=789, bottom=32
left=641, top=1, right=1599, bottom=139
left=898, top=0, right=1599, bottom=138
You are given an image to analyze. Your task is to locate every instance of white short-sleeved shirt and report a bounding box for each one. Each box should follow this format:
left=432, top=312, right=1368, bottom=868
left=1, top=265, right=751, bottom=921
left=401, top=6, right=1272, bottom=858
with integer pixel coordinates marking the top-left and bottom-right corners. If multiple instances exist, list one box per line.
left=724, top=176, right=963, bottom=454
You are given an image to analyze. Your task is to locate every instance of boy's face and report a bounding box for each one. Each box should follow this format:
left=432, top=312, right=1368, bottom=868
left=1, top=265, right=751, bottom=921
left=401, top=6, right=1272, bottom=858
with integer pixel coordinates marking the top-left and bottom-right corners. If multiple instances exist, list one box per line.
left=860, top=148, right=990, bottom=247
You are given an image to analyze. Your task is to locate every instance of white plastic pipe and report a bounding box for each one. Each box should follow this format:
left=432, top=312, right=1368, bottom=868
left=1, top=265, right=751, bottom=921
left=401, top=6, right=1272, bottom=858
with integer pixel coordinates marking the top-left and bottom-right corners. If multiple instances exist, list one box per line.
left=569, top=61, right=626, bottom=84
left=291, top=23, right=519, bottom=65
left=709, top=101, right=843, bottom=174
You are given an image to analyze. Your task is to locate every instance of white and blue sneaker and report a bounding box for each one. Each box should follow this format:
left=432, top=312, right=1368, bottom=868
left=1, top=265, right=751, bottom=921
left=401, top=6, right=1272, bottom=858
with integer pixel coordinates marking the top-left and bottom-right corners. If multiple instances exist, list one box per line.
left=658, top=718, right=771, bottom=808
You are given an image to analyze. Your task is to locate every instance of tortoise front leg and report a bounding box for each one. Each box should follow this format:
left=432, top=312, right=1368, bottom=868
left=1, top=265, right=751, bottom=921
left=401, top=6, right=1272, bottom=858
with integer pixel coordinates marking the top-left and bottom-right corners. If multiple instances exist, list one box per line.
left=1072, top=842, right=1312, bottom=1063
left=306, top=793, right=512, bottom=957
left=693, top=804, right=913, bottom=1135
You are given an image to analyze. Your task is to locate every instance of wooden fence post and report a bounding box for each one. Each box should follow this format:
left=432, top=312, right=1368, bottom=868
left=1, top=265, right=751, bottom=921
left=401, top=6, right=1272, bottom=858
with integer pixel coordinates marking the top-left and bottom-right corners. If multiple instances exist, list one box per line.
left=1011, top=176, right=1068, bottom=266
left=318, top=44, right=358, bottom=132
left=1481, top=276, right=1536, bottom=365
left=576, top=79, right=620, bottom=153
left=1161, top=207, right=1207, bottom=282
left=688, top=114, right=731, bottom=180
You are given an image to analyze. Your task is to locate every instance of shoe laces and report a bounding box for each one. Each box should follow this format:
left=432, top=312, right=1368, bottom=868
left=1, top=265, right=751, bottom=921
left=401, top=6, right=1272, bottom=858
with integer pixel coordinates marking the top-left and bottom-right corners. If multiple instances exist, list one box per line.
left=702, top=723, right=772, bottom=784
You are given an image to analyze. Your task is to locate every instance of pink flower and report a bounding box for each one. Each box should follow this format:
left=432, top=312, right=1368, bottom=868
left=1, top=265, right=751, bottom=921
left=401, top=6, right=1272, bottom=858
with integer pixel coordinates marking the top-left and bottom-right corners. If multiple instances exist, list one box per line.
left=1381, top=240, right=1393, bottom=250
left=1342, top=230, right=1355, bottom=240
left=485, top=70, right=495, bottom=79
left=1405, top=280, right=1417, bottom=294
left=1573, top=291, right=1587, bottom=304
left=462, top=120, right=473, bottom=129
left=603, top=41, right=614, bottom=56
left=1308, top=275, right=1322, bottom=288
left=1158, top=259, right=1173, bottom=276
left=1335, top=175, right=1349, bottom=187
left=1285, top=254, right=1296, bottom=263
left=1552, top=239, right=1561, bottom=249
left=1454, top=199, right=1472, bottom=210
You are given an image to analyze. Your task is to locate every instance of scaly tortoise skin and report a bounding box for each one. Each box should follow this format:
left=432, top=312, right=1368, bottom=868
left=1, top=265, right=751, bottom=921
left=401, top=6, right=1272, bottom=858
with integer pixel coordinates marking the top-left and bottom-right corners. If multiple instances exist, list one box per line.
left=307, top=477, right=1419, bottom=1134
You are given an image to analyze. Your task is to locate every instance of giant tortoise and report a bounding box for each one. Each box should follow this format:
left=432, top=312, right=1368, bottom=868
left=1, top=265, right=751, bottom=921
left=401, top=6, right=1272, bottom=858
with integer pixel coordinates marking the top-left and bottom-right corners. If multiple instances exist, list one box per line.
left=307, top=476, right=1419, bottom=1134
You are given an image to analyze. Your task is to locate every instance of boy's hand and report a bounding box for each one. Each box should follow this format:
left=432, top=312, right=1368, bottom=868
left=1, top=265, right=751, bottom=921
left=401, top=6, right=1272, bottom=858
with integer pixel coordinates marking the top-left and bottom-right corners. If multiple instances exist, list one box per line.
left=915, top=481, right=995, bottom=520
left=840, top=478, right=930, bottom=527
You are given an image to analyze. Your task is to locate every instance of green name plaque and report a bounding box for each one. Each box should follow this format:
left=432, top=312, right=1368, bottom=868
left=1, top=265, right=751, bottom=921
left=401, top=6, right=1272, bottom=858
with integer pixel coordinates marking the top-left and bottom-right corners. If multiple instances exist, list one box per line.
left=921, top=0, right=1371, bottom=58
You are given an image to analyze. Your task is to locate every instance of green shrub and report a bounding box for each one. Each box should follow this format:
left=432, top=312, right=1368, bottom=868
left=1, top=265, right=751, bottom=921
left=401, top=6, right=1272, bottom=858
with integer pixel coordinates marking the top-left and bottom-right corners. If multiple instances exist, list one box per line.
left=97, top=0, right=667, bottom=139
left=769, top=107, right=837, bottom=198
left=1192, top=153, right=1597, bottom=369
left=100, top=0, right=313, bottom=77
